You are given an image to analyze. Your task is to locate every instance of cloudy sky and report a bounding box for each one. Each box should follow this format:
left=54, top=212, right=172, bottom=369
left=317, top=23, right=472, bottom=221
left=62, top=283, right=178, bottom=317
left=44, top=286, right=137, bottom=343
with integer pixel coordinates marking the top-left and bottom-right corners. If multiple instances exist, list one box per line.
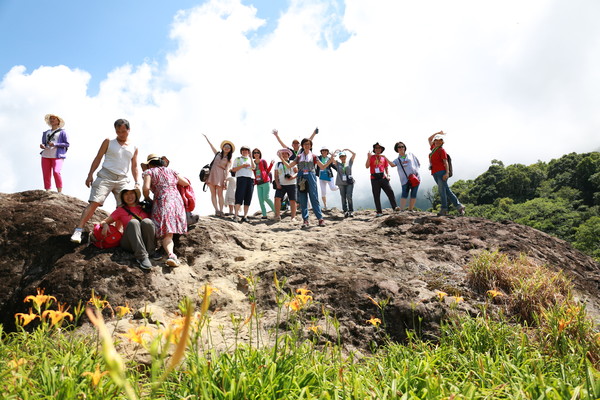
left=1, top=0, right=599, bottom=215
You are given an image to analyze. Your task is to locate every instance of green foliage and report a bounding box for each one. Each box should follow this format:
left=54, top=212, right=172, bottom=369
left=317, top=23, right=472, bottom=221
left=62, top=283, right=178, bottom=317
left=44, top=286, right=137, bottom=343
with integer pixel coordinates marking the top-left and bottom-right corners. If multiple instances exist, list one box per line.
left=574, top=216, right=600, bottom=260
left=450, top=152, right=600, bottom=258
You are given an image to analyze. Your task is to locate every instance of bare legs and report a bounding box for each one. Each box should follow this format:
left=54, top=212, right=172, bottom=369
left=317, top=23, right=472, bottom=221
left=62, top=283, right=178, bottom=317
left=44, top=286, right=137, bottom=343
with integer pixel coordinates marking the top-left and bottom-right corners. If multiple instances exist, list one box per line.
left=208, top=184, right=225, bottom=215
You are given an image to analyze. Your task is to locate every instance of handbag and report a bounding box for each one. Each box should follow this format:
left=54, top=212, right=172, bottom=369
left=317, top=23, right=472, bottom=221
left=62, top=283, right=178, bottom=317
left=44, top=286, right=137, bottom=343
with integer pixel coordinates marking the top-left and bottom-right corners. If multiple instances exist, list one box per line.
left=91, top=224, right=122, bottom=249
left=399, top=156, right=420, bottom=187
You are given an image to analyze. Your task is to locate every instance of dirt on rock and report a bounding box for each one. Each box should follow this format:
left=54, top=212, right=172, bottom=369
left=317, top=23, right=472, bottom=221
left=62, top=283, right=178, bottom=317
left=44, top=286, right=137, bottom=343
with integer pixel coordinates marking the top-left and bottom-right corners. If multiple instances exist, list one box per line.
left=1, top=190, right=599, bottom=353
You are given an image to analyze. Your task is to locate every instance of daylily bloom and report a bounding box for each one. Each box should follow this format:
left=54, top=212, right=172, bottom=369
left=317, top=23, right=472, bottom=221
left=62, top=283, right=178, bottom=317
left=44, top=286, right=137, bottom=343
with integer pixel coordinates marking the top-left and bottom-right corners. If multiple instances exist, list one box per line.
left=42, top=303, right=73, bottom=326
left=82, top=364, right=109, bottom=387
left=88, top=289, right=110, bottom=310
left=366, top=295, right=380, bottom=308
left=8, top=358, right=26, bottom=369
left=486, top=290, right=503, bottom=298
left=296, top=288, right=312, bottom=296
left=286, top=299, right=302, bottom=312
left=116, top=304, right=131, bottom=319
left=452, top=296, right=464, bottom=303
left=24, top=288, right=56, bottom=310
left=15, top=309, right=39, bottom=326
left=307, top=325, right=322, bottom=334
left=558, top=319, right=568, bottom=333
left=296, top=294, right=313, bottom=305
left=436, top=291, right=448, bottom=301
left=121, top=326, right=152, bottom=345
left=366, top=317, right=382, bottom=327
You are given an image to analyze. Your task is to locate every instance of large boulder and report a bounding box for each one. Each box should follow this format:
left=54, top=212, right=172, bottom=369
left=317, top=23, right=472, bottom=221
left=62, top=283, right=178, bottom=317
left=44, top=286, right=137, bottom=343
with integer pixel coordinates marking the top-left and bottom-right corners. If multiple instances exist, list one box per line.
left=1, top=190, right=598, bottom=352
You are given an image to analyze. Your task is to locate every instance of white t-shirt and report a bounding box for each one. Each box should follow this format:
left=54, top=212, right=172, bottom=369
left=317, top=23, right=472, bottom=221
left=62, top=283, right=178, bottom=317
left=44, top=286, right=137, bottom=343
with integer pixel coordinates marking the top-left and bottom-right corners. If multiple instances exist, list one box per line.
left=276, top=162, right=297, bottom=185
left=233, top=156, right=254, bottom=178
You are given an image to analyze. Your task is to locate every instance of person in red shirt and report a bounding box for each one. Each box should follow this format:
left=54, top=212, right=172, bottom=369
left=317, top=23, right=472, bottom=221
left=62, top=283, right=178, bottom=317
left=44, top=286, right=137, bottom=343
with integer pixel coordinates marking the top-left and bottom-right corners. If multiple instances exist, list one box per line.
left=98, top=187, right=156, bottom=270
left=428, top=131, right=465, bottom=216
left=365, top=142, right=398, bottom=217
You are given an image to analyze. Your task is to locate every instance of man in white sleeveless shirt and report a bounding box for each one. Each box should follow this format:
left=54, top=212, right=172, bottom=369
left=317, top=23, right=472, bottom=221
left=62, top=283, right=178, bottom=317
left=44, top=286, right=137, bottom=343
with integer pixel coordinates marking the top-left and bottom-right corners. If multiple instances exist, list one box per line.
left=71, top=119, right=140, bottom=243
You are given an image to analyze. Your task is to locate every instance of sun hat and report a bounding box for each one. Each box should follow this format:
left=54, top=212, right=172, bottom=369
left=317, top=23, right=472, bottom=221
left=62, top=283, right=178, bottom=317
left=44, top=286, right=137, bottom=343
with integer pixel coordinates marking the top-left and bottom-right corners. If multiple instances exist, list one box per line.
left=240, top=145, right=251, bottom=153
left=44, top=114, right=65, bottom=128
left=320, top=146, right=329, bottom=152
left=141, top=153, right=163, bottom=168
left=433, top=134, right=444, bottom=141
left=119, top=187, right=142, bottom=205
left=372, top=142, right=385, bottom=152
left=277, top=148, right=292, bottom=158
left=220, top=140, right=235, bottom=153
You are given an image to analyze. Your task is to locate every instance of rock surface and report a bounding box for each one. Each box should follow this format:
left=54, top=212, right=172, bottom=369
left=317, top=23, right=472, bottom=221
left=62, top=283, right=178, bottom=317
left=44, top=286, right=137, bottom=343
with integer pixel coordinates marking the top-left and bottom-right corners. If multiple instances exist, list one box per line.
left=1, top=190, right=599, bottom=353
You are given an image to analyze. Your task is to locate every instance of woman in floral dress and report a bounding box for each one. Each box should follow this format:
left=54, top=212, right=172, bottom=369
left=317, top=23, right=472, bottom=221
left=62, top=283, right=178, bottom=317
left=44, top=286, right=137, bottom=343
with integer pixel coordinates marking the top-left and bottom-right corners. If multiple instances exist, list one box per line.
left=142, top=154, right=189, bottom=267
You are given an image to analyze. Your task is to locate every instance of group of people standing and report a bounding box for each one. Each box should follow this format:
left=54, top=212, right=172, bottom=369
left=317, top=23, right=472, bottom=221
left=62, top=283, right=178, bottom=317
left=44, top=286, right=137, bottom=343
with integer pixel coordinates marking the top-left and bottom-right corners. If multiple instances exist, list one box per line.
left=200, top=128, right=465, bottom=227
left=40, top=114, right=464, bottom=270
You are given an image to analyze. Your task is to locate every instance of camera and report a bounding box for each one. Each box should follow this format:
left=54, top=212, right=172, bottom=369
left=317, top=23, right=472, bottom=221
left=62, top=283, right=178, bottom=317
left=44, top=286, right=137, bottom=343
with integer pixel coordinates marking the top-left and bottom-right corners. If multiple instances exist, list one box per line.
left=285, top=174, right=292, bottom=179
left=315, top=127, right=319, bottom=134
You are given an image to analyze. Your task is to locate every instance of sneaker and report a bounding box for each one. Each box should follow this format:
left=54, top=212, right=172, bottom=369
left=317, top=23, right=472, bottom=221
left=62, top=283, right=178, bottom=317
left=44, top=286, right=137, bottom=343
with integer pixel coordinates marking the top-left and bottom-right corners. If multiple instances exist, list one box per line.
left=233, top=216, right=239, bottom=222
left=318, top=219, right=325, bottom=227
left=349, top=212, right=354, bottom=218
left=136, top=257, right=152, bottom=271
left=458, top=205, right=466, bottom=216
left=150, top=251, right=163, bottom=261
left=166, top=254, right=180, bottom=267
left=322, top=206, right=328, bottom=211
left=261, top=215, right=268, bottom=220
left=70, top=228, right=83, bottom=243
left=376, top=213, right=383, bottom=217
left=274, top=215, right=282, bottom=221
left=344, top=211, right=349, bottom=218
left=302, top=220, right=309, bottom=229
left=437, top=209, right=448, bottom=216
left=241, top=216, right=249, bottom=223
left=394, top=206, right=401, bottom=211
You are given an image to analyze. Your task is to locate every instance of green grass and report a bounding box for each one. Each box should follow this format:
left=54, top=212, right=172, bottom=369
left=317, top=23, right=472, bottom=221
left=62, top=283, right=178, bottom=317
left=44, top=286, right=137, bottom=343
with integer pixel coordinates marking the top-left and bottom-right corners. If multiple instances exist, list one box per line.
left=2, top=258, right=599, bottom=399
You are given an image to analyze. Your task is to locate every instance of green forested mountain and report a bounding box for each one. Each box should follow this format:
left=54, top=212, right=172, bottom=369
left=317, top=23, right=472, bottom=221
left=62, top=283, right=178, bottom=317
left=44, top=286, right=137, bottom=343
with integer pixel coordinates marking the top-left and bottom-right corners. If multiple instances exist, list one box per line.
left=438, top=152, right=600, bottom=260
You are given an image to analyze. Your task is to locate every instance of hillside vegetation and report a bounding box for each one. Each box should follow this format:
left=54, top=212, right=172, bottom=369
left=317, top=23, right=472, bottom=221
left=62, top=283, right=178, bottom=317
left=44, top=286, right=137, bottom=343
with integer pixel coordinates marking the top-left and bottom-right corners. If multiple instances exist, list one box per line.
left=439, top=152, right=600, bottom=260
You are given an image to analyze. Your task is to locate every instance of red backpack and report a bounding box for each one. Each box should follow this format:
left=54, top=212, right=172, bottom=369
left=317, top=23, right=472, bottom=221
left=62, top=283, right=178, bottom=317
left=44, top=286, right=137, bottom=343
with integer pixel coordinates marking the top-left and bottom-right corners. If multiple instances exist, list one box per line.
left=91, top=224, right=122, bottom=249
left=178, top=178, right=196, bottom=212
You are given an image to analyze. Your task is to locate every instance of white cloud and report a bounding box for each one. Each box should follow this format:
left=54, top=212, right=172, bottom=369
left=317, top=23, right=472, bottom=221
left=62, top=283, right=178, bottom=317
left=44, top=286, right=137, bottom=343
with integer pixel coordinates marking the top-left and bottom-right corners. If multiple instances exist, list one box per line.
left=1, top=0, right=599, bottom=216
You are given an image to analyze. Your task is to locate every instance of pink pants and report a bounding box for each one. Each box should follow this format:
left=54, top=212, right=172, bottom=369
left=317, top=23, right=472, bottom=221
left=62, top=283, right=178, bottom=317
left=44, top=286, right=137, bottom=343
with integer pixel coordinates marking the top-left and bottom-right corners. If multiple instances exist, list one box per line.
left=41, top=157, right=64, bottom=190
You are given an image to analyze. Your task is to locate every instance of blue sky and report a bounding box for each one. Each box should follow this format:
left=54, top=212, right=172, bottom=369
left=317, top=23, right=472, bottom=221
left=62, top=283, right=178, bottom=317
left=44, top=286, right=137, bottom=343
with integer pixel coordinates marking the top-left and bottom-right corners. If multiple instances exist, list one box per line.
left=1, top=0, right=599, bottom=214
left=0, top=0, right=288, bottom=95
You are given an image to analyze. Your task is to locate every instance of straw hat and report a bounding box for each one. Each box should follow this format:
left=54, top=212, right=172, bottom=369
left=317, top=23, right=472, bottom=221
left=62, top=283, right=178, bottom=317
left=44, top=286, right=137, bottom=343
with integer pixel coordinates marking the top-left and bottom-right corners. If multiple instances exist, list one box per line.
left=141, top=153, right=163, bottom=168
left=44, top=114, right=65, bottom=128
left=220, top=140, right=235, bottom=153
left=119, top=187, right=142, bottom=205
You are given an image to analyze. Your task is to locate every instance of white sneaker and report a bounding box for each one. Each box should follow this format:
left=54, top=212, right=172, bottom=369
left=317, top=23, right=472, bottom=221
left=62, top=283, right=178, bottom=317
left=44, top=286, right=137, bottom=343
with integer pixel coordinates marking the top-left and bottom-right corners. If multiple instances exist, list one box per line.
left=70, top=229, right=83, bottom=243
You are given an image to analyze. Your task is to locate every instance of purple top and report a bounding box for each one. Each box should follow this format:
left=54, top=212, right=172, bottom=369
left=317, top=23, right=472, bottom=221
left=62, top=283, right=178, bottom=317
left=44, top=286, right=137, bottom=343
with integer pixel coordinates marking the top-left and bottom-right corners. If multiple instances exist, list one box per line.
left=41, top=129, right=69, bottom=159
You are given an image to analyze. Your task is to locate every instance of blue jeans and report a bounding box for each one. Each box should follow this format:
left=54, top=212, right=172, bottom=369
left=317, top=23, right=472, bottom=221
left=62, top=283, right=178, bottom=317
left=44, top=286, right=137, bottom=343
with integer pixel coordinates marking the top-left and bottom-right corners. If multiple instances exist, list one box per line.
left=298, top=172, right=322, bottom=221
left=339, top=184, right=354, bottom=212
left=401, top=183, right=419, bottom=199
left=432, top=170, right=462, bottom=211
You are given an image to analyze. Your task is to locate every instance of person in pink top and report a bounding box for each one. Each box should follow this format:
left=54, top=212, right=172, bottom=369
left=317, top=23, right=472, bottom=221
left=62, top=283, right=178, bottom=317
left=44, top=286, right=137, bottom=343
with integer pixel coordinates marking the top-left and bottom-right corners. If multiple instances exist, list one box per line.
left=98, top=187, right=155, bottom=270
left=365, top=142, right=398, bottom=217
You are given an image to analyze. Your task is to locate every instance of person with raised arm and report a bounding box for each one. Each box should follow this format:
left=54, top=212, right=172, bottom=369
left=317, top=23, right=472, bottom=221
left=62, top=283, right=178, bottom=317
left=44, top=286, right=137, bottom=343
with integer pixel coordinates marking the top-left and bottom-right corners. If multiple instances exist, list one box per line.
left=365, top=142, right=398, bottom=217
left=331, top=148, right=356, bottom=217
left=279, top=137, right=332, bottom=228
left=202, top=134, right=234, bottom=217
left=70, top=119, right=139, bottom=244
left=272, top=128, right=318, bottom=161
left=427, top=131, right=465, bottom=216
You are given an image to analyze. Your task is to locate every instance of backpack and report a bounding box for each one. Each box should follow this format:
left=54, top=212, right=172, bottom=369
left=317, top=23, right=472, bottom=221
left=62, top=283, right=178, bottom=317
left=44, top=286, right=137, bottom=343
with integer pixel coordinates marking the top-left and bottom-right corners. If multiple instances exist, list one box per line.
left=178, top=178, right=196, bottom=212
left=91, top=224, right=122, bottom=249
left=199, top=153, right=219, bottom=192
left=447, top=154, right=453, bottom=178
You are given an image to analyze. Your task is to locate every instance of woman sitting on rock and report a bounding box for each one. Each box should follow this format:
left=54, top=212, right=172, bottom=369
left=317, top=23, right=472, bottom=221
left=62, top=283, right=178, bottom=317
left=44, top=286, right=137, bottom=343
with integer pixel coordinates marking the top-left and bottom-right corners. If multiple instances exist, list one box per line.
left=98, top=187, right=155, bottom=270
left=142, top=154, right=189, bottom=267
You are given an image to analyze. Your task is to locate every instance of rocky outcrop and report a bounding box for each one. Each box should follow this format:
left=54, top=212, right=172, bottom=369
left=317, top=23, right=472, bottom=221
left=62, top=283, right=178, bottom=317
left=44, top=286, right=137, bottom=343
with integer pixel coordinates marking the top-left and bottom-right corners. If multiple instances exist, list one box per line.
left=1, top=191, right=599, bottom=352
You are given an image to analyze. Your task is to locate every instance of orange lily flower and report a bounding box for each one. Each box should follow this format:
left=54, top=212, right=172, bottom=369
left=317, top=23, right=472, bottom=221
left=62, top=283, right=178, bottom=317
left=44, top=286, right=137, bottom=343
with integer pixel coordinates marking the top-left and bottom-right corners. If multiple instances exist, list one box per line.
left=24, top=288, right=56, bottom=310
left=15, top=308, right=39, bottom=326
left=366, top=317, right=382, bottom=327
left=82, top=364, right=109, bottom=387
left=121, top=326, right=152, bottom=345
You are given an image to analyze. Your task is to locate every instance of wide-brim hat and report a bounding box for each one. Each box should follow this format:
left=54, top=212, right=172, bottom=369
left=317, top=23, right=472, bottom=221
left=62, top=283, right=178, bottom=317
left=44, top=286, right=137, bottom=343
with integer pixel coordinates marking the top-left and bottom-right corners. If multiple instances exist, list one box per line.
left=119, top=187, right=141, bottom=204
left=277, top=148, right=292, bottom=158
left=373, top=142, right=385, bottom=152
left=220, top=140, right=235, bottom=153
left=141, top=153, right=162, bottom=167
left=44, top=114, right=65, bottom=128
